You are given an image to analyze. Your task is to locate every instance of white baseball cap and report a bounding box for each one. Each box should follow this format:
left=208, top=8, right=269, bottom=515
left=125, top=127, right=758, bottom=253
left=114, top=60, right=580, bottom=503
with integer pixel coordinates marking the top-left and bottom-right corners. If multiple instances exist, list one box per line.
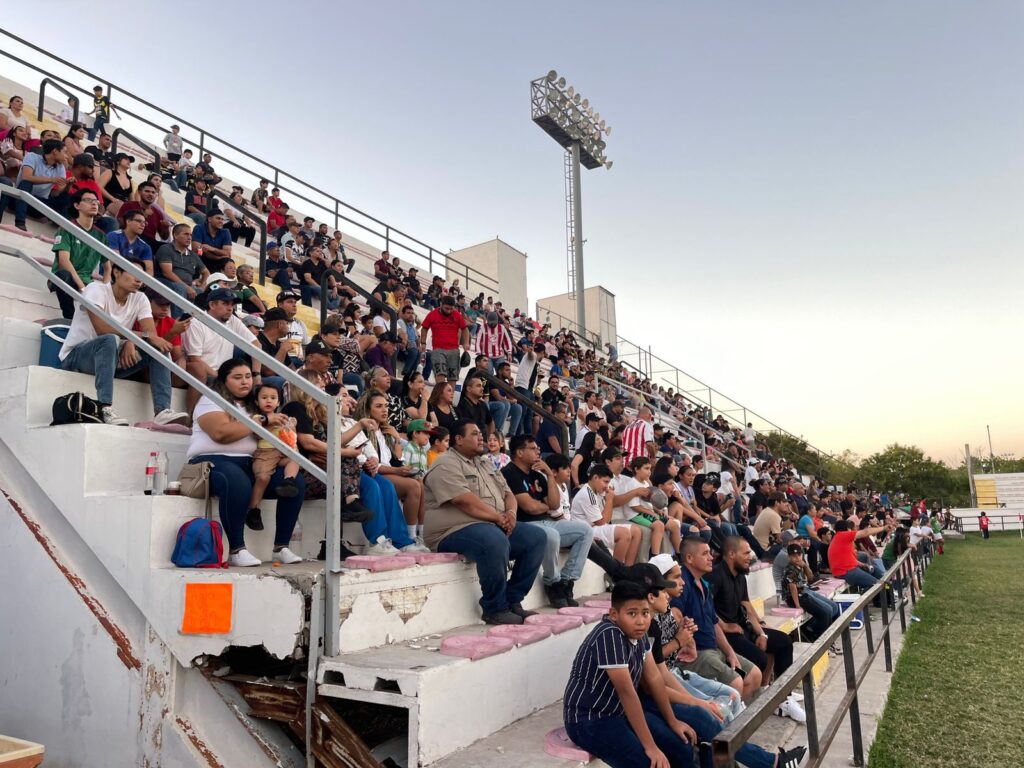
left=648, top=554, right=677, bottom=576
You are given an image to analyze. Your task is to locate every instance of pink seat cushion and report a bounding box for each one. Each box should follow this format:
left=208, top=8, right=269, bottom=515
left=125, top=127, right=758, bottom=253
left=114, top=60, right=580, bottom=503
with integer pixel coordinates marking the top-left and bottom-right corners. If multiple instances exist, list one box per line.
left=486, top=624, right=552, bottom=645
left=412, top=552, right=461, bottom=565
left=770, top=606, right=805, bottom=618
left=345, top=555, right=417, bottom=572
left=558, top=606, right=606, bottom=623
left=525, top=614, right=583, bottom=633
left=749, top=561, right=771, bottom=572
left=440, top=635, right=515, bottom=661
left=544, top=728, right=593, bottom=762
left=0, top=223, right=33, bottom=237
left=133, top=421, right=192, bottom=434
left=584, top=599, right=611, bottom=610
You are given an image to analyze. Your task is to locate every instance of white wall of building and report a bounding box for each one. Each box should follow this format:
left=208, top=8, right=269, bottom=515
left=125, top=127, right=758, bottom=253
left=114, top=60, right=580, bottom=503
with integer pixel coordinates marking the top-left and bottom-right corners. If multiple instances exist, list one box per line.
left=446, top=239, right=528, bottom=313
left=536, top=286, right=617, bottom=347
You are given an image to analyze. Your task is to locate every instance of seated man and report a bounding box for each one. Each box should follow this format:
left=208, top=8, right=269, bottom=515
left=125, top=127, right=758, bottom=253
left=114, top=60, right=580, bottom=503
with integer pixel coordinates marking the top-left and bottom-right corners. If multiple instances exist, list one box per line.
left=49, top=188, right=110, bottom=319
left=117, top=180, right=170, bottom=250
left=58, top=258, right=187, bottom=426
left=139, top=288, right=188, bottom=373
left=709, top=537, right=800, bottom=718
left=106, top=209, right=154, bottom=275
left=182, top=288, right=259, bottom=412
left=155, top=224, right=208, bottom=317
left=423, top=420, right=546, bottom=626
left=455, top=371, right=494, bottom=437
left=184, top=176, right=211, bottom=225
left=297, top=245, right=340, bottom=309
left=2, top=138, right=68, bottom=230
left=569, top=464, right=642, bottom=566
left=537, top=402, right=571, bottom=457
left=192, top=210, right=233, bottom=274
left=674, top=538, right=762, bottom=702
left=781, top=543, right=840, bottom=644
left=563, top=580, right=697, bottom=768
left=501, top=436, right=594, bottom=608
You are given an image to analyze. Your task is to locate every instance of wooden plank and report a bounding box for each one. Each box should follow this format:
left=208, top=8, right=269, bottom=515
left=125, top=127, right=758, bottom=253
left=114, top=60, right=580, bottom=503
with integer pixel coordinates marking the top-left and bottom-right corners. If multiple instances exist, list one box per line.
left=311, top=701, right=384, bottom=768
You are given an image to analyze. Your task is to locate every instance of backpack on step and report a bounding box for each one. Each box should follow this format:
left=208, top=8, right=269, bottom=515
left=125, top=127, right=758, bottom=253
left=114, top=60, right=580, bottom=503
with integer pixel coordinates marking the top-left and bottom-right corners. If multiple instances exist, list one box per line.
left=51, top=392, right=105, bottom=425
left=171, top=518, right=227, bottom=568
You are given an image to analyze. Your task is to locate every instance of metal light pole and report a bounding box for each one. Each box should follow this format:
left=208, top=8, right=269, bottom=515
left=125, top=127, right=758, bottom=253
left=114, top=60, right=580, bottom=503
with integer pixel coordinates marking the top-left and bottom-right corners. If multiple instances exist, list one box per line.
left=987, top=425, right=996, bottom=473
left=531, top=71, right=611, bottom=337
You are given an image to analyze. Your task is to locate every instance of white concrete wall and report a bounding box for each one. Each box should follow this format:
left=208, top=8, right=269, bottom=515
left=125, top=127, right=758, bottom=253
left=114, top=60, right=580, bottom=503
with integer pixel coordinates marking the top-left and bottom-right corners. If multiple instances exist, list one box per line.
left=446, top=239, right=528, bottom=312
left=536, top=285, right=617, bottom=346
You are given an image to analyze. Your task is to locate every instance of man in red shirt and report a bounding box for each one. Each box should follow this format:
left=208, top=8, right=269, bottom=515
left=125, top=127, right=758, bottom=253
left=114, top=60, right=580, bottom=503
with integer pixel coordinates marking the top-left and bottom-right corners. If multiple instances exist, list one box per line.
left=419, top=295, right=469, bottom=384
left=137, top=288, right=189, bottom=372
left=118, top=181, right=171, bottom=252
left=828, top=519, right=891, bottom=596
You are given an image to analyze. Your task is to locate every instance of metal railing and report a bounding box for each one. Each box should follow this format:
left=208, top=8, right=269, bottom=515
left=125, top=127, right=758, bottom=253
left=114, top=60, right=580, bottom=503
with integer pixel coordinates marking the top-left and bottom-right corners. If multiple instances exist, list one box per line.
left=534, top=301, right=602, bottom=347
left=0, top=190, right=347, bottom=737
left=318, top=268, right=396, bottom=336
left=109, top=127, right=161, bottom=173
left=474, top=369, right=570, bottom=455
left=712, top=547, right=931, bottom=767
left=37, top=77, right=78, bottom=126
left=0, top=27, right=500, bottom=299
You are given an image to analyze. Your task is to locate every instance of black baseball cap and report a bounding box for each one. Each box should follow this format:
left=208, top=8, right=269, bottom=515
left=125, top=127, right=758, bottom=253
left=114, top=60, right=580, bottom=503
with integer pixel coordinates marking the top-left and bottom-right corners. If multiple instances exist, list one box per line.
left=618, top=563, right=676, bottom=593
left=305, top=339, right=331, bottom=356
left=787, top=543, right=804, bottom=556
left=262, top=307, right=288, bottom=323
left=378, top=331, right=398, bottom=344
left=207, top=288, right=240, bottom=303
left=276, top=290, right=299, bottom=303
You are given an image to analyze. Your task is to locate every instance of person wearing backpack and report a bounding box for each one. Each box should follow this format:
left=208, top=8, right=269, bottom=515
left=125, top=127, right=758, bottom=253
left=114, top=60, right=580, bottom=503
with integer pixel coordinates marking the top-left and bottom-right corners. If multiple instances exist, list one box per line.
left=185, top=358, right=306, bottom=567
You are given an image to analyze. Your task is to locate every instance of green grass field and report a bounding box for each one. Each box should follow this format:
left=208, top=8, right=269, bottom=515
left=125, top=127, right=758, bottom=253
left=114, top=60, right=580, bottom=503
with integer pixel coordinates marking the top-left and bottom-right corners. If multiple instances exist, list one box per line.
left=868, top=532, right=1024, bottom=767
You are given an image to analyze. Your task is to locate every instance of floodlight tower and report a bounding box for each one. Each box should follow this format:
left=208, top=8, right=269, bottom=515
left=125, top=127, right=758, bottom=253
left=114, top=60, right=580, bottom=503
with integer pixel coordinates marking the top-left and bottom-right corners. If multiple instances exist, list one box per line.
left=531, top=71, right=611, bottom=335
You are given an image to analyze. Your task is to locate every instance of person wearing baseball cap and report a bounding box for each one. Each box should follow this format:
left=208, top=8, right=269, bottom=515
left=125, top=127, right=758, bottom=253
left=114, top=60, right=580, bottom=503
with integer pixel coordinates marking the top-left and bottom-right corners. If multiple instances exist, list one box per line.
left=275, top=289, right=308, bottom=366
left=403, top=418, right=433, bottom=479
left=420, top=293, right=469, bottom=384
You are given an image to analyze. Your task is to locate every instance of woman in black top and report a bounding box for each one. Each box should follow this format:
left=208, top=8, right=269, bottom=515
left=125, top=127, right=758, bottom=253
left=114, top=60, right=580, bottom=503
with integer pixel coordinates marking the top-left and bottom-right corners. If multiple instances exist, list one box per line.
left=100, top=152, right=134, bottom=216
left=401, top=372, right=428, bottom=427
left=427, top=381, right=458, bottom=435
left=570, top=431, right=606, bottom=490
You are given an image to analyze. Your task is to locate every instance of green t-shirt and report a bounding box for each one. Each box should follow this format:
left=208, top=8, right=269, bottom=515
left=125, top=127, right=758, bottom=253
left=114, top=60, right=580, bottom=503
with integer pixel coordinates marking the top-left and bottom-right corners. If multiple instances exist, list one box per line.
left=882, top=539, right=896, bottom=563
left=51, top=225, right=108, bottom=285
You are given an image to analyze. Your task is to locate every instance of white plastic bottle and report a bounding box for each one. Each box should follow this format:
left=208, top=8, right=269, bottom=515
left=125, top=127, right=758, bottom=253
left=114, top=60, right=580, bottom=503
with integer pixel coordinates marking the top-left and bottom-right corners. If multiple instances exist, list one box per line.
left=153, top=452, right=168, bottom=496
left=144, top=452, right=158, bottom=495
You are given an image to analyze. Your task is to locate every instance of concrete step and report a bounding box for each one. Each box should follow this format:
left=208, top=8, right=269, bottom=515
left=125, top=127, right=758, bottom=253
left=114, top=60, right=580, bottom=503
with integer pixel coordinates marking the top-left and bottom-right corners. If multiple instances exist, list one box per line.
left=317, top=597, right=609, bottom=767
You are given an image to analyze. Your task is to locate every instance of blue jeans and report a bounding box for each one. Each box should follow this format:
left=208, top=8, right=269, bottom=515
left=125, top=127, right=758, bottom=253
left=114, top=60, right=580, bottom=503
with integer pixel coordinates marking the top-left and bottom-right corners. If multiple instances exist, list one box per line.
left=800, top=589, right=840, bottom=641
left=60, top=333, right=171, bottom=411
left=300, top=283, right=340, bottom=309
left=341, top=371, right=364, bottom=396
left=437, top=521, right=545, bottom=615
left=565, top=712, right=695, bottom=768
left=527, top=518, right=594, bottom=584
left=87, top=115, right=107, bottom=141
left=400, top=347, right=420, bottom=378
left=506, top=402, right=524, bottom=436
left=672, top=668, right=744, bottom=724
left=514, top=387, right=535, bottom=435
left=5, top=179, right=68, bottom=224
left=842, top=565, right=880, bottom=591
left=190, top=454, right=305, bottom=551
left=488, top=399, right=510, bottom=434
left=640, top=697, right=775, bottom=768
left=360, top=472, right=414, bottom=548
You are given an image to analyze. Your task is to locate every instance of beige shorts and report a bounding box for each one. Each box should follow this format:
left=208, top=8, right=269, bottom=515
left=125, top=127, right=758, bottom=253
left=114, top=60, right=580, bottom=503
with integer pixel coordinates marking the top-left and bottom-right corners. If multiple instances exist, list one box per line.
left=252, top=447, right=288, bottom=478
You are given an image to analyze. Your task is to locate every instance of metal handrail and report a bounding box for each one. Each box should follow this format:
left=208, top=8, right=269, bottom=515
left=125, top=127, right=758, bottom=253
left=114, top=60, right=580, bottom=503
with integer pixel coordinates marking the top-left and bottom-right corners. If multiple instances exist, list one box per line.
left=37, top=77, right=78, bottom=126
left=317, top=268, right=397, bottom=335
left=0, top=28, right=499, bottom=298
left=209, top=188, right=267, bottom=276
left=474, top=369, right=570, bottom=455
left=712, top=547, right=927, bottom=767
left=534, top=301, right=602, bottom=347
left=0, top=188, right=346, bottom=660
left=109, top=126, right=161, bottom=171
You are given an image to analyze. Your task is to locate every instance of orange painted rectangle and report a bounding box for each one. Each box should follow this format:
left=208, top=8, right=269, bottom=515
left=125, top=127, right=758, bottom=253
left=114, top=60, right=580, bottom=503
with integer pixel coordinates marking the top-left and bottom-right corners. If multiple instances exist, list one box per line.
left=181, top=582, right=233, bottom=634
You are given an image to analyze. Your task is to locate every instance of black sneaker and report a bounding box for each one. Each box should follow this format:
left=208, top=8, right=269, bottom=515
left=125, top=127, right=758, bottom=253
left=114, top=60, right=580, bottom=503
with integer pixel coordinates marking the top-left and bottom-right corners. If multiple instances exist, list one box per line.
left=275, top=477, right=300, bottom=498
left=509, top=602, right=537, bottom=620
left=483, top=611, right=524, bottom=625
left=560, top=579, right=579, bottom=607
left=777, top=745, right=808, bottom=768
left=245, top=507, right=264, bottom=530
left=341, top=499, right=374, bottom=523
left=317, top=539, right=358, bottom=561
left=545, top=582, right=568, bottom=609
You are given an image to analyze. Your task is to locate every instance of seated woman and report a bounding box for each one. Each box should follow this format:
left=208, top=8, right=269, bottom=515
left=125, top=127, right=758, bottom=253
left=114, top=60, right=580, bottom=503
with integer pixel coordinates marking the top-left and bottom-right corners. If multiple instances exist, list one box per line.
left=366, top=366, right=404, bottom=430
left=1, top=124, right=27, bottom=180
left=186, top=359, right=306, bottom=567
left=355, top=391, right=428, bottom=551
left=401, top=372, right=428, bottom=431
left=284, top=371, right=424, bottom=557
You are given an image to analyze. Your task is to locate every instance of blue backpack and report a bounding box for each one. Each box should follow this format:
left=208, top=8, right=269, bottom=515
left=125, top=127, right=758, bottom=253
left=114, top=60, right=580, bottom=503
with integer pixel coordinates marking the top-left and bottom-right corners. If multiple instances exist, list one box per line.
left=171, top=518, right=227, bottom=568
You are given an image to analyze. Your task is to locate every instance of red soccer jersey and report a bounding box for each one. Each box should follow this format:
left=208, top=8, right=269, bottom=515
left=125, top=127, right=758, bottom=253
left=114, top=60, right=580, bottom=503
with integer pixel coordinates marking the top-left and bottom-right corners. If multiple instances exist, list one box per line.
left=422, top=308, right=467, bottom=350
left=828, top=530, right=860, bottom=577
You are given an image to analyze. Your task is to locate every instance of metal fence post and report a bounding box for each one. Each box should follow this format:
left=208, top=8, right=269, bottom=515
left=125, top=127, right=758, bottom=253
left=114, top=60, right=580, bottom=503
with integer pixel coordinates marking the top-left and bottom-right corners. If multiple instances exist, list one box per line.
left=801, top=673, right=820, bottom=760
left=842, top=626, right=865, bottom=766
left=881, top=584, right=893, bottom=672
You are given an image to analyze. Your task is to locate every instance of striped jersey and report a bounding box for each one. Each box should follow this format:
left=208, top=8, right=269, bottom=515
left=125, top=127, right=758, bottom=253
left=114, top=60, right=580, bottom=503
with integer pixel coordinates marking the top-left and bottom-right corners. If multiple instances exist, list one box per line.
left=563, top=617, right=649, bottom=725
left=475, top=323, right=513, bottom=358
left=620, top=418, right=654, bottom=463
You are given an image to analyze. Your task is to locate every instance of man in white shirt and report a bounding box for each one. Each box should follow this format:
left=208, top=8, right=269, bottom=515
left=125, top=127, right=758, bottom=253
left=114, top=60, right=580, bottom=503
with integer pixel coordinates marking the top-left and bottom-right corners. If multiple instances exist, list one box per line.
left=59, top=258, right=187, bottom=426
left=743, top=458, right=760, bottom=495
left=183, top=288, right=258, bottom=411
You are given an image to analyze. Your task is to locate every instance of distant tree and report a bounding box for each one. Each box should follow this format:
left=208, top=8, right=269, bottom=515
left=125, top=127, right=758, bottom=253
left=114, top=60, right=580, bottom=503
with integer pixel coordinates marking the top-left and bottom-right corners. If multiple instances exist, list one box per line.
left=858, top=444, right=960, bottom=503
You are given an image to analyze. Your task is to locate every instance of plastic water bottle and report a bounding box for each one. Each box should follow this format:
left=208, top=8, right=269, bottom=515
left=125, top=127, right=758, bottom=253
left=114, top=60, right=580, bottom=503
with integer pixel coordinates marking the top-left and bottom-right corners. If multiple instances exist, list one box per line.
left=144, top=452, right=158, bottom=495
left=153, top=452, right=168, bottom=496
left=291, top=518, right=302, bottom=547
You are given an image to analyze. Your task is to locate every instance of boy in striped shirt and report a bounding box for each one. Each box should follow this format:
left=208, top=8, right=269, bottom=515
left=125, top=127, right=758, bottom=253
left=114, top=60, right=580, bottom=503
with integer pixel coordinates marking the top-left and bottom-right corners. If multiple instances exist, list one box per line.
left=563, top=580, right=696, bottom=768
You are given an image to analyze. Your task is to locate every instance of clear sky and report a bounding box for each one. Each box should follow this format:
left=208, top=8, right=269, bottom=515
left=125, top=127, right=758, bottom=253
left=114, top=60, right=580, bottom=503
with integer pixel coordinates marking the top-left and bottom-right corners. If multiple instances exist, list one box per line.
left=4, top=2, right=1022, bottom=464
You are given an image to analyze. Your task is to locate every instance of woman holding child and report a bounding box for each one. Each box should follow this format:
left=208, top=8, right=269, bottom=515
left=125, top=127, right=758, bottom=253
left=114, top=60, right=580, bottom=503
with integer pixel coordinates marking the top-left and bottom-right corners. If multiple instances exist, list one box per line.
left=185, top=359, right=306, bottom=567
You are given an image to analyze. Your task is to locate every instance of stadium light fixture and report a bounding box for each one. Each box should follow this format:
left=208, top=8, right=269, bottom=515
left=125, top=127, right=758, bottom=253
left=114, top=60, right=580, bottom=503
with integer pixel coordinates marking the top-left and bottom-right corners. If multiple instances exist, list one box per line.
left=530, top=71, right=612, bottom=335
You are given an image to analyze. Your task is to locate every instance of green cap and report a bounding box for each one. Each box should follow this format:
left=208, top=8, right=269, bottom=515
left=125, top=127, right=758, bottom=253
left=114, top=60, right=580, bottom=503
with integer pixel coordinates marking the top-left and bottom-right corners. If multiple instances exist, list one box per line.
left=407, top=418, right=432, bottom=435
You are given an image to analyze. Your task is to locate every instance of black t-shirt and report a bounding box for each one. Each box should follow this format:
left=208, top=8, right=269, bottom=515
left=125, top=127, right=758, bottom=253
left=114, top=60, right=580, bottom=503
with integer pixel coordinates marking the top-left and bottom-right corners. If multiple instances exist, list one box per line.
left=537, top=418, right=561, bottom=453
left=84, top=145, right=113, bottom=169
left=298, top=258, right=328, bottom=286
left=429, top=404, right=458, bottom=435
left=648, top=622, right=665, bottom=665
left=456, top=396, right=492, bottom=434
left=696, top=490, right=722, bottom=517
left=541, top=388, right=564, bottom=411
left=708, top=562, right=749, bottom=631
left=257, top=331, right=282, bottom=359
left=501, top=463, right=551, bottom=523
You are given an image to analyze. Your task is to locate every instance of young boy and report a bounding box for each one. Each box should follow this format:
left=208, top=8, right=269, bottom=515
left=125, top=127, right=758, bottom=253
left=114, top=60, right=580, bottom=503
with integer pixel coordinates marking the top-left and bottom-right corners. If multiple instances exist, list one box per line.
left=780, top=544, right=840, bottom=643
left=622, top=457, right=683, bottom=559
left=563, top=580, right=697, bottom=768
left=569, top=464, right=642, bottom=565
left=547, top=453, right=572, bottom=520
left=246, top=383, right=301, bottom=545
left=426, top=427, right=449, bottom=467
left=403, top=418, right=431, bottom=478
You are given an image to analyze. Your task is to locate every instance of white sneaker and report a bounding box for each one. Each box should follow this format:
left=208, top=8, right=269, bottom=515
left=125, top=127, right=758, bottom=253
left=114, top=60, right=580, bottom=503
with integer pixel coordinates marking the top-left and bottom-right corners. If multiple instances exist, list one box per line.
left=228, top=549, right=261, bottom=567
left=365, top=536, right=399, bottom=556
left=414, top=535, right=429, bottom=549
left=102, top=406, right=129, bottom=426
left=775, top=695, right=806, bottom=723
left=153, top=408, right=190, bottom=426
left=401, top=542, right=431, bottom=554
left=272, top=547, right=302, bottom=565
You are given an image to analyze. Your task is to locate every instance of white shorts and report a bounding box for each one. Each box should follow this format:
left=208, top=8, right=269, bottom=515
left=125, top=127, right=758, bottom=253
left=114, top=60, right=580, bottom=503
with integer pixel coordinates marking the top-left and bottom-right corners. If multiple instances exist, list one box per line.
left=592, top=523, right=630, bottom=549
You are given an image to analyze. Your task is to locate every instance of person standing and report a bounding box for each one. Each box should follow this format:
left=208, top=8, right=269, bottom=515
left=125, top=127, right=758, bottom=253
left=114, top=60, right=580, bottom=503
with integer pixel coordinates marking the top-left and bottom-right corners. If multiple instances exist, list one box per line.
left=419, top=295, right=469, bottom=384
left=979, top=512, right=990, bottom=540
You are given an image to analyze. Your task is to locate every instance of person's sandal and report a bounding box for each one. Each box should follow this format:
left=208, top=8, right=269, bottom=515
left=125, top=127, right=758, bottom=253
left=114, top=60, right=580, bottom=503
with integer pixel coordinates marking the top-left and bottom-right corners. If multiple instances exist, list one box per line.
left=245, top=507, right=265, bottom=530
